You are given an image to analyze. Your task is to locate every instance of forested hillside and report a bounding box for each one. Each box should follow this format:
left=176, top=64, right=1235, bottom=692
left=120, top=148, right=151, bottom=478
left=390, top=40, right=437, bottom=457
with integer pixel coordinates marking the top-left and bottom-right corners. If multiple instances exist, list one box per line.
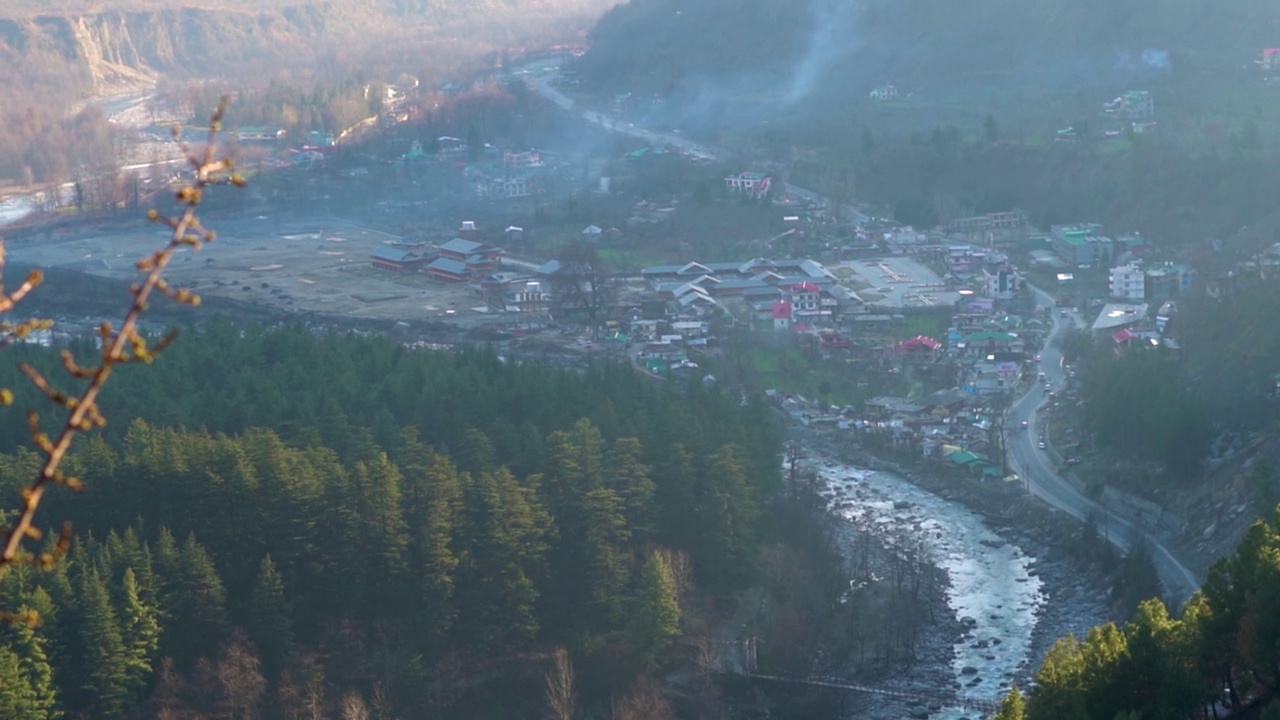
left=580, top=0, right=1280, bottom=96
left=0, top=323, right=784, bottom=717
left=993, top=508, right=1280, bottom=719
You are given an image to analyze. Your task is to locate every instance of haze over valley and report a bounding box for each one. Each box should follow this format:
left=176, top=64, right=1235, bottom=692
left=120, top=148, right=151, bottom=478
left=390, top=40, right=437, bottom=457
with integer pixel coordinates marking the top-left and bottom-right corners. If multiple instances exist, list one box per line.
left=4, top=2, right=1280, bottom=719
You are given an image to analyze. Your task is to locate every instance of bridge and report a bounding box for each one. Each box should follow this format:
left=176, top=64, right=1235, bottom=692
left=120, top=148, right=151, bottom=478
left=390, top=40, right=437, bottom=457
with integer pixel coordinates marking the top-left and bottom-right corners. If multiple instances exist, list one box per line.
left=744, top=672, right=1001, bottom=715
left=716, top=636, right=1001, bottom=717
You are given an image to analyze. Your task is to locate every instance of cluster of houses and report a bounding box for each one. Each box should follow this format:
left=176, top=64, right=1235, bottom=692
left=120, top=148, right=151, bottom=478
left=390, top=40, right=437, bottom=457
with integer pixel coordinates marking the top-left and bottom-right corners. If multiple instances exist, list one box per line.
left=1103, top=90, right=1154, bottom=119
left=640, top=257, right=861, bottom=330
left=463, top=149, right=546, bottom=199
left=369, top=221, right=504, bottom=282
left=1108, top=261, right=1196, bottom=302
left=773, top=388, right=1013, bottom=480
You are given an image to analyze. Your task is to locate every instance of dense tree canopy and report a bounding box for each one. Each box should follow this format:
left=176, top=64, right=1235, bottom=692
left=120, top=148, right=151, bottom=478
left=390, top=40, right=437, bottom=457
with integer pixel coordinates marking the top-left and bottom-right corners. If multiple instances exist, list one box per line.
left=1012, top=508, right=1280, bottom=719
left=1075, top=345, right=1212, bottom=481
left=0, top=323, right=782, bottom=718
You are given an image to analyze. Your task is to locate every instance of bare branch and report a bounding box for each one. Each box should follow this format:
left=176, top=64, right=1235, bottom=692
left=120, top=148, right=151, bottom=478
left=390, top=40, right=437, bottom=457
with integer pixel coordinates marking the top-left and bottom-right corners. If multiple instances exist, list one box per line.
left=0, top=96, right=237, bottom=572
left=544, top=647, right=576, bottom=720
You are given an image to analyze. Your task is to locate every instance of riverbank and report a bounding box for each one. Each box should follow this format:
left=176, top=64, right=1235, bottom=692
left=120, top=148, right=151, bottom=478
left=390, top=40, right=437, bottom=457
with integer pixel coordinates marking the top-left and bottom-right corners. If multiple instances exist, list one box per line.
left=790, top=425, right=1115, bottom=718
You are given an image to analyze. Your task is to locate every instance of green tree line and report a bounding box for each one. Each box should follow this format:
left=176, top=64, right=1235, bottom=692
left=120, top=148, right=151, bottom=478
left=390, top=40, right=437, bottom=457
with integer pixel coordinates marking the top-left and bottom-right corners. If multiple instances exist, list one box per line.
left=0, top=322, right=783, bottom=717
left=1071, top=341, right=1212, bottom=483
left=997, top=508, right=1280, bottom=719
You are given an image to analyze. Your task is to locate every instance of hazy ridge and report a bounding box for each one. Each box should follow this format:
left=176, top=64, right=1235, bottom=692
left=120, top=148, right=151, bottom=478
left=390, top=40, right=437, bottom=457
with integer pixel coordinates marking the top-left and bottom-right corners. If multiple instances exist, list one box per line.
left=0, top=0, right=611, bottom=99
left=578, top=0, right=1280, bottom=99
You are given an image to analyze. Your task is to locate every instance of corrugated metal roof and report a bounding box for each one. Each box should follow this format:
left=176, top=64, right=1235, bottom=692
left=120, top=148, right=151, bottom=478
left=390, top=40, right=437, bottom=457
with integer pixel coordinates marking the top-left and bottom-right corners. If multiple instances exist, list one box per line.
left=427, top=257, right=468, bottom=275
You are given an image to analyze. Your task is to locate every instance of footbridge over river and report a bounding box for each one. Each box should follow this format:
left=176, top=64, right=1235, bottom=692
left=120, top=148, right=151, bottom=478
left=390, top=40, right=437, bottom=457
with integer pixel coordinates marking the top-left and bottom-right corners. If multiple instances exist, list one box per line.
left=716, top=637, right=1002, bottom=717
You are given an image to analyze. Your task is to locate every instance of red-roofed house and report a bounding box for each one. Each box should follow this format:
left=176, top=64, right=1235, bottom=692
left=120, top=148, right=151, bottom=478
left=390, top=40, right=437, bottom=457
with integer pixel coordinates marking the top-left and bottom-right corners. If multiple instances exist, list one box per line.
left=1112, top=327, right=1134, bottom=345
left=897, top=335, right=943, bottom=352
left=1260, top=48, right=1280, bottom=71
left=772, top=299, right=792, bottom=330
left=819, top=330, right=852, bottom=348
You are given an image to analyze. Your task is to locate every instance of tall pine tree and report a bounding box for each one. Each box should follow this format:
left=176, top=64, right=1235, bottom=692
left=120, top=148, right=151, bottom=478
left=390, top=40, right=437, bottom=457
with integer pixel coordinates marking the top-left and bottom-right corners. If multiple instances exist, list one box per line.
left=0, top=614, right=59, bottom=720
left=78, top=568, right=130, bottom=718
left=632, top=552, right=681, bottom=670
left=248, top=555, right=294, bottom=680
left=117, top=567, right=160, bottom=702
left=402, top=451, right=461, bottom=651
left=160, top=533, right=230, bottom=669
left=0, top=644, right=43, bottom=720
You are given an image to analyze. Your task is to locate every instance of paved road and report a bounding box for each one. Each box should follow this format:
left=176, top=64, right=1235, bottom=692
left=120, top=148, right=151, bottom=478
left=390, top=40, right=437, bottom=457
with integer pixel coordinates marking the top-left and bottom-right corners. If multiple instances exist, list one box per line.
left=528, top=57, right=1195, bottom=603
left=528, top=65, right=869, bottom=224
left=1005, top=289, right=1200, bottom=606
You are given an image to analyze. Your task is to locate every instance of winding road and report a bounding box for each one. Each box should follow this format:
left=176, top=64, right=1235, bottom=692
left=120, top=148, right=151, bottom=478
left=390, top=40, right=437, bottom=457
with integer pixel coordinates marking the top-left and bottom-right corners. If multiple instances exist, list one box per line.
left=526, top=57, right=1200, bottom=606
left=528, top=64, right=869, bottom=223
left=1006, top=288, right=1200, bottom=606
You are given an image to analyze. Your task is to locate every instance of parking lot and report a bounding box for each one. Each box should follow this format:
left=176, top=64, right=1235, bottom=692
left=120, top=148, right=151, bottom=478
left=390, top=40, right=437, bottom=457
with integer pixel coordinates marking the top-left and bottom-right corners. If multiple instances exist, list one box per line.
left=841, top=256, right=961, bottom=309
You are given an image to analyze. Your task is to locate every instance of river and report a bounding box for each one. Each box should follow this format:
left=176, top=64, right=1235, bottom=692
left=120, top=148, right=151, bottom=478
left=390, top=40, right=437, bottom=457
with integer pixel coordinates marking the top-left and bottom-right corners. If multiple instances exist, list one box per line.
left=811, top=453, right=1046, bottom=718
left=0, top=196, right=36, bottom=228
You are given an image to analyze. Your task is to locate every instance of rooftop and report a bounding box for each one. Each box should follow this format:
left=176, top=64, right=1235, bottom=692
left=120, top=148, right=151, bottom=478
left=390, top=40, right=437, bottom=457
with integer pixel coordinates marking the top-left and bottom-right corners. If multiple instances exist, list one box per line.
left=426, top=257, right=469, bottom=276
left=370, top=247, right=421, bottom=263
left=439, top=237, right=485, bottom=255
left=1091, top=303, right=1149, bottom=331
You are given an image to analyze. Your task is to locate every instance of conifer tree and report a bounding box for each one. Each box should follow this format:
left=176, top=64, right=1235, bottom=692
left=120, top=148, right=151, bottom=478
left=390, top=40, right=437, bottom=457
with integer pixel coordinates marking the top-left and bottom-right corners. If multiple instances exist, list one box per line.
left=456, top=427, right=498, bottom=477
left=0, top=644, right=43, bottom=720
left=120, top=526, right=157, bottom=602
left=632, top=552, right=680, bottom=669
left=249, top=554, right=293, bottom=680
left=604, top=437, right=655, bottom=545
left=33, top=563, right=77, bottom=713
left=650, top=443, right=698, bottom=549
left=77, top=567, right=129, bottom=718
left=994, top=685, right=1025, bottom=720
left=456, top=468, right=548, bottom=650
left=161, top=534, right=230, bottom=668
left=351, top=454, right=409, bottom=613
left=402, top=451, right=460, bottom=649
left=117, top=567, right=160, bottom=701
left=1, top=612, right=59, bottom=720
left=153, top=527, right=180, bottom=585
left=582, top=486, right=631, bottom=629
left=696, top=444, right=760, bottom=584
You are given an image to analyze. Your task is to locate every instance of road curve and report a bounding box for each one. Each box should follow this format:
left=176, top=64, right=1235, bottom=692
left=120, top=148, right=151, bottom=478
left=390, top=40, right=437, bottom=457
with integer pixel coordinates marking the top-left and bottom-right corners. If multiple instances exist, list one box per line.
left=526, top=58, right=1199, bottom=604
left=528, top=65, right=869, bottom=223
left=1006, top=289, right=1200, bottom=606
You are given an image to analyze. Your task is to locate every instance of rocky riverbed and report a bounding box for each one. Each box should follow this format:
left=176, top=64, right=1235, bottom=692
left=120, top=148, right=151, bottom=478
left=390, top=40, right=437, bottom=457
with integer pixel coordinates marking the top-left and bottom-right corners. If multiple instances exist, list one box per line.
left=795, top=431, right=1113, bottom=719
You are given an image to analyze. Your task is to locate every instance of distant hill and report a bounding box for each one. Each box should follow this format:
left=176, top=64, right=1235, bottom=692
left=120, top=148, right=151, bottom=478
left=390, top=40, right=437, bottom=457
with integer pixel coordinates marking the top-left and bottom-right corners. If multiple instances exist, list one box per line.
left=0, top=0, right=613, bottom=100
left=0, top=7, right=334, bottom=98
left=577, top=0, right=1280, bottom=106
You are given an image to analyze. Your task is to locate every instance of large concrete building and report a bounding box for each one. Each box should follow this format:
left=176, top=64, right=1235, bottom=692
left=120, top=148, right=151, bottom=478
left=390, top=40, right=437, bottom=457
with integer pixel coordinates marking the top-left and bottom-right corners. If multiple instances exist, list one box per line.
left=1051, top=224, right=1115, bottom=267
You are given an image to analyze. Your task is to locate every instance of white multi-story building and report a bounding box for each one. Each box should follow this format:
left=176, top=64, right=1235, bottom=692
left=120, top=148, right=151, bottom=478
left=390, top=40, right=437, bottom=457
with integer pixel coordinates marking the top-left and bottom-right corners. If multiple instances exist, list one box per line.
left=1110, top=263, right=1146, bottom=300
left=982, top=264, right=1020, bottom=300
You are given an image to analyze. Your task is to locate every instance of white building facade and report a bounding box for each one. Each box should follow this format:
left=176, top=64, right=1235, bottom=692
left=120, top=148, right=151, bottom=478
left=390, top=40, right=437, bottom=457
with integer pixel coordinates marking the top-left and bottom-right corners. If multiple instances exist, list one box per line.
left=1109, top=263, right=1146, bottom=300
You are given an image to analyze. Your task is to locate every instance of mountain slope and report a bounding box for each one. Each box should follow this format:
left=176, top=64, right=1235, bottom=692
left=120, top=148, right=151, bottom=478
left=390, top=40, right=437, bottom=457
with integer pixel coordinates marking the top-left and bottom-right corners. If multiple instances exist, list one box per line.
left=0, top=0, right=615, bottom=98
left=578, top=0, right=1280, bottom=100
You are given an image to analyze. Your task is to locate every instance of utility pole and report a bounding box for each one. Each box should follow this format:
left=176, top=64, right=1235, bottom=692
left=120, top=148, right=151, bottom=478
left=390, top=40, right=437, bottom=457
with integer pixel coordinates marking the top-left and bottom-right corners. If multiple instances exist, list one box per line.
left=786, top=442, right=804, bottom=499
left=743, top=636, right=759, bottom=674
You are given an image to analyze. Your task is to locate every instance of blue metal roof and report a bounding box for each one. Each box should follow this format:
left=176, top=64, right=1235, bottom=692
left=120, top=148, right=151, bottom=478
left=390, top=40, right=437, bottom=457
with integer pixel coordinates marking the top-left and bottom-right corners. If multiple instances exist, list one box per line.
left=439, top=238, right=483, bottom=255
left=427, top=257, right=468, bottom=275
